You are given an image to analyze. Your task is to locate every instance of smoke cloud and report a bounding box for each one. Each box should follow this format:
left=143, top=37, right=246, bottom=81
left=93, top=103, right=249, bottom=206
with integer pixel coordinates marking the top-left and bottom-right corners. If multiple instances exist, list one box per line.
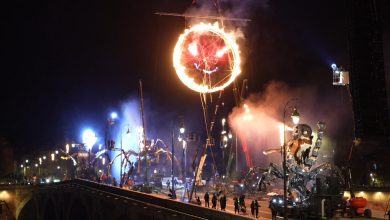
left=186, top=0, right=268, bottom=25
left=228, top=81, right=353, bottom=168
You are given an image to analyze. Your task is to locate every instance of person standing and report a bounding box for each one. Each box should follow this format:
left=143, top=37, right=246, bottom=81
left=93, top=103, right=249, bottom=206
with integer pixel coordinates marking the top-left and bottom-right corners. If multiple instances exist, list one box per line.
left=220, top=194, right=227, bottom=211
left=166, top=179, right=170, bottom=189
left=239, top=194, right=246, bottom=213
left=250, top=200, right=255, bottom=217
left=113, top=177, right=117, bottom=187
left=211, top=193, right=217, bottom=209
left=234, top=196, right=240, bottom=214
left=204, top=192, right=210, bottom=208
left=254, top=199, right=260, bottom=218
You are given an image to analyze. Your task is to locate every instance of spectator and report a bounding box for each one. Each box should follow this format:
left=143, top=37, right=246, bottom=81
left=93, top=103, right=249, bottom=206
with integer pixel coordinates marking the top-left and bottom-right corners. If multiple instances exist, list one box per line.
left=220, top=194, right=227, bottom=211
left=254, top=199, right=260, bottom=218
left=204, top=192, right=210, bottom=207
left=112, top=177, right=117, bottom=187
left=166, top=179, right=170, bottom=189
left=211, top=193, right=217, bottom=209
left=251, top=200, right=255, bottom=216
left=234, top=196, right=240, bottom=214
left=239, top=194, right=246, bottom=213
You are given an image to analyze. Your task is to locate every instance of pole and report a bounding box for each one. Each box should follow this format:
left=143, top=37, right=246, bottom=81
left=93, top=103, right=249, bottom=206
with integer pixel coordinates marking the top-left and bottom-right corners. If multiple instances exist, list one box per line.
left=184, top=141, right=187, bottom=186
left=283, top=105, right=287, bottom=220
left=139, top=80, right=148, bottom=186
left=171, top=130, right=176, bottom=199
left=120, top=126, right=123, bottom=186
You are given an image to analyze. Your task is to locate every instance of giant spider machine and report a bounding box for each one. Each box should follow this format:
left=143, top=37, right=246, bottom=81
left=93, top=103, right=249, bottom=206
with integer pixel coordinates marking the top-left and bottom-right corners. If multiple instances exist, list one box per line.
left=245, top=121, right=346, bottom=218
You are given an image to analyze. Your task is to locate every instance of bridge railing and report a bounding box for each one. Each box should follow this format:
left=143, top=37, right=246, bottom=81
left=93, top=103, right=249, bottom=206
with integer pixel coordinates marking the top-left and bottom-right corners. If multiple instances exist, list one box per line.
left=60, top=178, right=250, bottom=220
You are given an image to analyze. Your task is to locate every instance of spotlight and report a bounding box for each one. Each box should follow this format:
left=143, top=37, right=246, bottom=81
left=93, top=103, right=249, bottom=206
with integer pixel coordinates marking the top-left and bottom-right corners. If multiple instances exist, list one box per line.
left=82, top=129, right=97, bottom=150
left=110, top=112, right=118, bottom=119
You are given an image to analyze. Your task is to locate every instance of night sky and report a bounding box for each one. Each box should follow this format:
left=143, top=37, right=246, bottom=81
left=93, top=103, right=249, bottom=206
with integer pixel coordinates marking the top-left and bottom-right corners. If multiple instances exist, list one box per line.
left=1, top=0, right=389, bottom=154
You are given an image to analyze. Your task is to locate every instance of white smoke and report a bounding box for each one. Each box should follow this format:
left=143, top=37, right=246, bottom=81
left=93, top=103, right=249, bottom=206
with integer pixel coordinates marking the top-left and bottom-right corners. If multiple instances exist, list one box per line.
left=228, top=81, right=352, bottom=167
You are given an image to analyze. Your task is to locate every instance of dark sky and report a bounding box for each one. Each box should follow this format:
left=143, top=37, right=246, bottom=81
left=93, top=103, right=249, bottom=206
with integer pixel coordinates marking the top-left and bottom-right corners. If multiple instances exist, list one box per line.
left=1, top=0, right=389, bottom=152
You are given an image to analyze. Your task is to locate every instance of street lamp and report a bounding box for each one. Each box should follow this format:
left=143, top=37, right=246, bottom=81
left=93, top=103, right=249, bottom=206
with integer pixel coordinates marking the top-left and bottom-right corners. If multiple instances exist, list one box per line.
left=20, top=164, right=26, bottom=176
left=282, top=99, right=299, bottom=220
left=171, top=130, right=176, bottom=199
left=106, top=112, right=118, bottom=150
left=291, top=107, right=300, bottom=125
left=179, top=122, right=187, bottom=188
left=110, top=112, right=118, bottom=120
left=179, top=122, right=185, bottom=134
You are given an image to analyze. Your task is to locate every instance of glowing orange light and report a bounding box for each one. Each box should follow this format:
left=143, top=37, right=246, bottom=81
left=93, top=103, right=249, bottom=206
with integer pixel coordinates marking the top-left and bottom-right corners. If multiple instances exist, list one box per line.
left=173, top=22, right=241, bottom=93
left=216, top=46, right=229, bottom=58
left=188, top=42, right=198, bottom=56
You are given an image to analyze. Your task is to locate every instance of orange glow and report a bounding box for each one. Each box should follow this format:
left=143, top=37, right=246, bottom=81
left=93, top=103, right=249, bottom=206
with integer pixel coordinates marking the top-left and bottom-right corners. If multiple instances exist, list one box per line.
left=216, top=46, right=229, bottom=58
left=0, top=190, right=11, bottom=200
left=173, top=22, right=241, bottom=93
left=188, top=42, right=198, bottom=56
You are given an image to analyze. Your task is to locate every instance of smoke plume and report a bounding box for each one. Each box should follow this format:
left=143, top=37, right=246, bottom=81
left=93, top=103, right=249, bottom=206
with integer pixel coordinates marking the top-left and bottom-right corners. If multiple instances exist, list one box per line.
left=228, top=81, right=353, bottom=167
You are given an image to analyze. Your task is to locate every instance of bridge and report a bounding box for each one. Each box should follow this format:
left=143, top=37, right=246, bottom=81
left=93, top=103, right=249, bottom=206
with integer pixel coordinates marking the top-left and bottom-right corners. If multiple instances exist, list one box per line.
left=1, top=179, right=251, bottom=220
left=1, top=179, right=389, bottom=220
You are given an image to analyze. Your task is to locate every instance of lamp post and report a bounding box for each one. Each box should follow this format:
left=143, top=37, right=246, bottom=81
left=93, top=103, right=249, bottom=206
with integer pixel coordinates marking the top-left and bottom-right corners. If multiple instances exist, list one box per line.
left=106, top=112, right=117, bottom=150
left=120, top=124, right=130, bottom=186
left=221, top=118, right=228, bottom=174
left=282, top=99, right=299, bottom=220
left=171, top=130, right=176, bottom=199
left=179, top=122, right=186, bottom=186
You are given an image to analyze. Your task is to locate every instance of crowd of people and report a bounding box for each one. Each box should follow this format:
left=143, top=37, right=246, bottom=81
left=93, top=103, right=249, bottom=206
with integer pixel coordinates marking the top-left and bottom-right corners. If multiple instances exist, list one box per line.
left=202, top=191, right=227, bottom=211
left=106, top=176, right=262, bottom=218
left=197, top=191, right=261, bottom=218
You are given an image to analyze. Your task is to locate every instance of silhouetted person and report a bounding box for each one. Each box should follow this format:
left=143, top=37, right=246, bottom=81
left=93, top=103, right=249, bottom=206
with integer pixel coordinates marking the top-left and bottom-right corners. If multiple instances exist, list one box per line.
left=204, top=192, right=210, bottom=207
left=113, top=177, right=117, bottom=187
left=211, top=193, right=217, bottom=209
left=251, top=200, right=255, bottom=216
left=254, top=199, right=260, bottom=218
left=234, top=196, right=240, bottom=214
left=239, top=194, right=246, bottom=213
left=166, top=179, right=170, bottom=189
left=220, top=194, right=226, bottom=211
left=168, top=188, right=176, bottom=199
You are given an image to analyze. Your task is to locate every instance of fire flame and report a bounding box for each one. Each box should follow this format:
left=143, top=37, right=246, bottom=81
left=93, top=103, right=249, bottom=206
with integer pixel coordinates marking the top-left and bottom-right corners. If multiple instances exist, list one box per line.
left=173, top=22, right=241, bottom=93
left=188, top=42, right=199, bottom=57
